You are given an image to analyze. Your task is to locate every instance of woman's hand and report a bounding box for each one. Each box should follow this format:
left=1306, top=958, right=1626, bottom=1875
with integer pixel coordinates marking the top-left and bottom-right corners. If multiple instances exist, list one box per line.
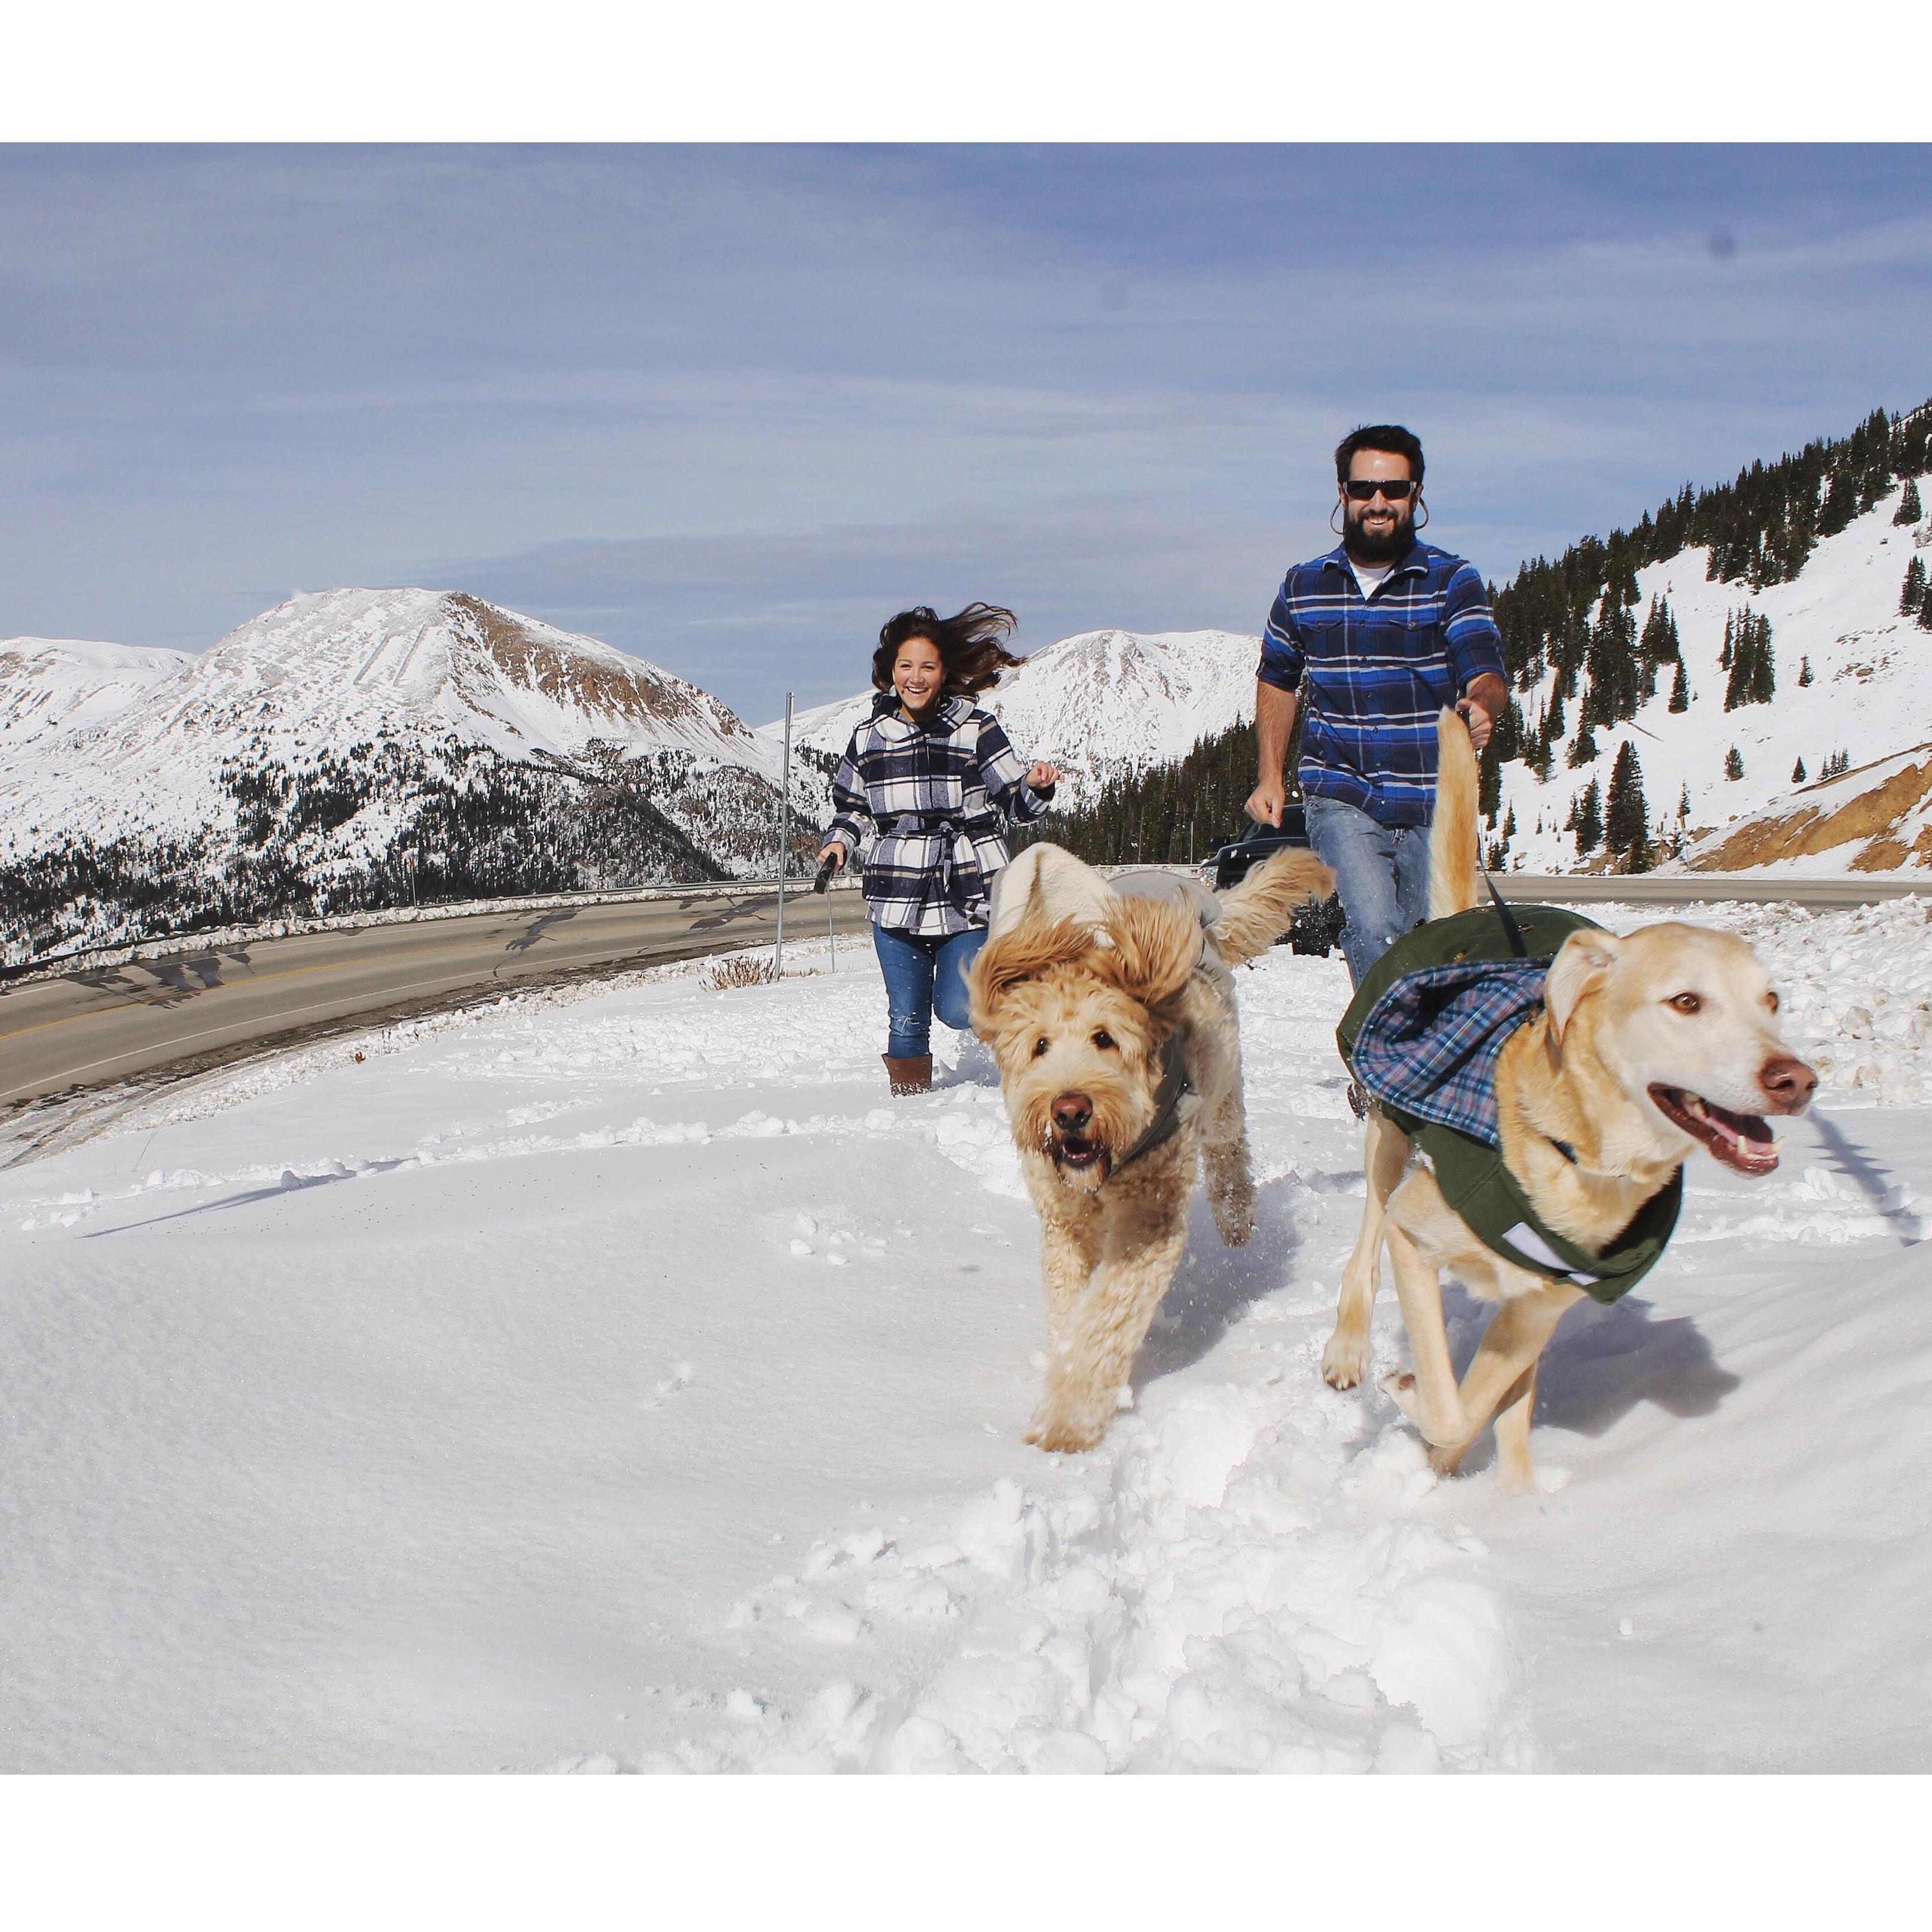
left=1027, top=761, right=1062, bottom=791
left=816, top=842, right=846, bottom=872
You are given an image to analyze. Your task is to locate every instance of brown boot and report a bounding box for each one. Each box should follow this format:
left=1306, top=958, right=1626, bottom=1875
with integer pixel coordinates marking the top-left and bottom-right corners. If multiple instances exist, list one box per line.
left=882, top=1052, right=932, bottom=1096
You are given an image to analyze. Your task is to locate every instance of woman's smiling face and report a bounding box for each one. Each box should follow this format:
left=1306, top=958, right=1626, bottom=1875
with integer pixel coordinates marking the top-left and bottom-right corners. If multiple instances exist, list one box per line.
left=892, top=636, right=944, bottom=716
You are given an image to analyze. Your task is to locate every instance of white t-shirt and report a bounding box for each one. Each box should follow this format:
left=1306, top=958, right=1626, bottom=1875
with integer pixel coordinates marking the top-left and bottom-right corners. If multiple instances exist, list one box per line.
left=1350, top=558, right=1393, bottom=601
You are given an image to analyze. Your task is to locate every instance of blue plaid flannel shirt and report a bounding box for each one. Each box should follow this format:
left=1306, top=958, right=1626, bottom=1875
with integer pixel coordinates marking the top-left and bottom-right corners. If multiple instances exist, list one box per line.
left=825, top=692, right=1054, bottom=935
left=1258, top=540, right=1506, bottom=828
left=1348, top=958, right=1551, bottom=1147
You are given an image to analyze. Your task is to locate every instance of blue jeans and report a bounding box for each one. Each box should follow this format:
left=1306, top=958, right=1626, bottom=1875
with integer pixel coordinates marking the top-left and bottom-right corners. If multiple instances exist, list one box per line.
left=1304, top=794, right=1433, bottom=988
left=871, top=923, right=988, bottom=1058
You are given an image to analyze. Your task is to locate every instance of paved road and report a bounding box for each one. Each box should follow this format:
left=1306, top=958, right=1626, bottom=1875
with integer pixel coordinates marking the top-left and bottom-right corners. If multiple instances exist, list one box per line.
left=1494, top=873, right=1925, bottom=908
left=0, top=887, right=869, bottom=1112
left=3, top=869, right=1918, bottom=1119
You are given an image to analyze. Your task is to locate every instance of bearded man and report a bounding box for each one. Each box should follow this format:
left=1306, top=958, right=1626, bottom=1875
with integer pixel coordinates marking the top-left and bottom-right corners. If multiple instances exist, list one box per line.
left=1247, top=424, right=1507, bottom=1030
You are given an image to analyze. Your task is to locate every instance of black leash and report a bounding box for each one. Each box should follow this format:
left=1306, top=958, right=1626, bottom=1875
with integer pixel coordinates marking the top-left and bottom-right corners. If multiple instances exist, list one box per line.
left=1478, top=862, right=1529, bottom=960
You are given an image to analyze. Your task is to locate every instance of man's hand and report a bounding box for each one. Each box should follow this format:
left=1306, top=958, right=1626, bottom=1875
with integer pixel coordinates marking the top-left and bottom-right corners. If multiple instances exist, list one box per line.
left=1027, top=761, right=1061, bottom=791
left=815, top=841, right=846, bottom=871
left=1455, top=697, right=1493, bottom=753
left=1249, top=679, right=1298, bottom=827
left=1457, top=673, right=1507, bottom=755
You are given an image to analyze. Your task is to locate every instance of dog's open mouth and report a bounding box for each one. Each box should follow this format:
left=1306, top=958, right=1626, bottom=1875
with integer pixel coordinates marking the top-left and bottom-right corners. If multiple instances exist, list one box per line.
left=1051, top=1132, right=1111, bottom=1180
left=1649, top=1083, right=1780, bottom=1175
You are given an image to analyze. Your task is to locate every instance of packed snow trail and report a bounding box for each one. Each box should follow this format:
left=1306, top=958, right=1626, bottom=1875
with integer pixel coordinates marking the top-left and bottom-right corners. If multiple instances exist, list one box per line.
left=0, top=901, right=1927, bottom=1771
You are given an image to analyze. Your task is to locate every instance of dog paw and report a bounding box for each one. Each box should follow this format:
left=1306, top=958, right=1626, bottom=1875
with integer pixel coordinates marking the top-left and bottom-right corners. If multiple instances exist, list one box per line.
left=1024, top=1400, right=1108, bottom=1455
left=1212, top=1205, right=1256, bottom=1249
left=1378, top=1367, right=1421, bottom=1421
left=1320, top=1328, right=1372, bottom=1390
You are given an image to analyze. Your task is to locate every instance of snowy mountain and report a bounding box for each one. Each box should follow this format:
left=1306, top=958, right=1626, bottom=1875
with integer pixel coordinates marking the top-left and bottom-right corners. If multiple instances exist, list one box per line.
left=0, top=637, right=198, bottom=755
left=1491, top=486, right=1932, bottom=875
left=1, top=590, right=789, bottom=962
left=760, top=627, right=1259, bottom=820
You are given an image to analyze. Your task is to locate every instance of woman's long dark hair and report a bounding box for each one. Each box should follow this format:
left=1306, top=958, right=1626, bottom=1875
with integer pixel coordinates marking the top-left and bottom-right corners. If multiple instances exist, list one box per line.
left=871, top=603, right=1022, bottom=698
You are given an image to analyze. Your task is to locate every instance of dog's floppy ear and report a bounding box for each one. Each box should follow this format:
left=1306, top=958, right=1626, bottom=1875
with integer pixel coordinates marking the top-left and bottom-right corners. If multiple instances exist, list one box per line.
left=1544, top=927, right=1621, bottom=1042
left=1096, top=896, right=1200, bottom=1015
left=967, top=914, right=1092, bottom=1034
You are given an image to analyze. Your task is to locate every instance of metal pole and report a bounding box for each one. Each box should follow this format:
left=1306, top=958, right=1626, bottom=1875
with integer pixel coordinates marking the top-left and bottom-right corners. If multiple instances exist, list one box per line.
left=774, top=691, right=793, bottom=980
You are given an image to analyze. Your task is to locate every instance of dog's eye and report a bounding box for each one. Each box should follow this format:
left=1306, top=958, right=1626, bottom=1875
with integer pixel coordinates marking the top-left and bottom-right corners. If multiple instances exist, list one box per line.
left=1092, top=1030, right=1116, bottom=1051
left=1032, top=1036, right=1050, bottom=1059
left=1765, top=990, right=1780, bottom=1014
left=1669, top=992, right=1702, bottom=1015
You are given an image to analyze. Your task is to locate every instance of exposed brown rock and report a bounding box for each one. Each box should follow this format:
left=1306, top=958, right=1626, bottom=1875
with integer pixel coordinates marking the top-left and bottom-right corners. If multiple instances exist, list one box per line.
left=445, top=592, right=714, bottom=732
left=1690, top=754, right=1932, bottom=872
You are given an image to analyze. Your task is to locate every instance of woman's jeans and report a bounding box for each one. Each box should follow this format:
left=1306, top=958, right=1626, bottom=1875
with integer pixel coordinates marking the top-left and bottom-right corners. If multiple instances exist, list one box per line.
left=871, top=923, right=988, bottom=1058
left=1304, top=794, right=1433, bottom=989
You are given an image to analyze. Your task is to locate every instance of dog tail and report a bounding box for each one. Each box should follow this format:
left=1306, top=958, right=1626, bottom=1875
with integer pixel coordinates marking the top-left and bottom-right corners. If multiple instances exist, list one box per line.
left=1212, top=849, right=1336, bottom=967
left=1429, top=707, right=1482, bottom=922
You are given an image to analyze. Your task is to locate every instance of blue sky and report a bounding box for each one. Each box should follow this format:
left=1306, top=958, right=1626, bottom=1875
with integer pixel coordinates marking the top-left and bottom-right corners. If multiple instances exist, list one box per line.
left=3, top=144, right=1929, bottom=723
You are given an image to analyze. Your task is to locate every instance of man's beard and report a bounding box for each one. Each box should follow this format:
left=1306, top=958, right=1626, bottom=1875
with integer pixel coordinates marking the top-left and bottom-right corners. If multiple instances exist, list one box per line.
left=1344, top=503, right=1413, bottom=564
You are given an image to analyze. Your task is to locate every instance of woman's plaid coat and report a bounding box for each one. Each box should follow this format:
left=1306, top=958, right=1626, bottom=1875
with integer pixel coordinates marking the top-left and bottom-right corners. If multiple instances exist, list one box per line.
left=824, top=692, right=1055, bottom=934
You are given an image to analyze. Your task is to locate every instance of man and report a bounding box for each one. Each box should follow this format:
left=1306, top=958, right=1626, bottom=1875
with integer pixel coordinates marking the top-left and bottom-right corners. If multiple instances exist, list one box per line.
left=1247, top=424, right=1507, bottom=1009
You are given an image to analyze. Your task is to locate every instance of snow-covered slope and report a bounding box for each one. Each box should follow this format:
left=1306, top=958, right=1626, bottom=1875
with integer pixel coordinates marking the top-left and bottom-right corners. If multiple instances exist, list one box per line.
left=1497, top=489, right=1932, bottom=874
left=761, top=628, right=1259, bottom=816
left=0, top=637, right=198, bottom=756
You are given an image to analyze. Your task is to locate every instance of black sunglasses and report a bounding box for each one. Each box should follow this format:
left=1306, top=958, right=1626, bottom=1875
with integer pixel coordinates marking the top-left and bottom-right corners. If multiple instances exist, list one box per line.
left=1344, top=478, right=1417, bottom=501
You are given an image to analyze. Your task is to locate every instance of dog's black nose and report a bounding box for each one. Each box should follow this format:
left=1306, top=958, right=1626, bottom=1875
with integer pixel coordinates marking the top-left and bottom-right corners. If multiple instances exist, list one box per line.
left=1759, top=1055, right=1817, bottom=1110
left=1052, top=1094, right=1092, bottom=1134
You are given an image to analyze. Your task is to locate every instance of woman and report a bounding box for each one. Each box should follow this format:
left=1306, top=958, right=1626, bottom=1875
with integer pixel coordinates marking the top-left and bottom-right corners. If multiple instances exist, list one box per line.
left=817, top=603, right=1061, bottom=1096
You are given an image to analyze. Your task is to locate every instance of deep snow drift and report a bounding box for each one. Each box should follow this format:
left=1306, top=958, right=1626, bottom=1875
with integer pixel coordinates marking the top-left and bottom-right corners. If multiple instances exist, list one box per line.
left=1, top=897, right=1927, bottom=1771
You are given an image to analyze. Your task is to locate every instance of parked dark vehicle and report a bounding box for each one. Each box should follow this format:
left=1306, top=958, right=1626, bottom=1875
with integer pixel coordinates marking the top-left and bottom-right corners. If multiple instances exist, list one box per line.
left=1200, top=811, right=1347, bottom=956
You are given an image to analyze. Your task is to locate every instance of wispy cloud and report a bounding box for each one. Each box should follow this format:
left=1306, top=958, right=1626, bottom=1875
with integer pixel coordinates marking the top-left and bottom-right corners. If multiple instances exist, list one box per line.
left=1, top=145, right=1927, bottom=711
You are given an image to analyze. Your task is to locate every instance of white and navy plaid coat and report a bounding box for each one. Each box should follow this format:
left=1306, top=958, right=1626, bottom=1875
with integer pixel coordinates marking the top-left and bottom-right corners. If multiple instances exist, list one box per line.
left=824, top=692, right=1054, bottom=934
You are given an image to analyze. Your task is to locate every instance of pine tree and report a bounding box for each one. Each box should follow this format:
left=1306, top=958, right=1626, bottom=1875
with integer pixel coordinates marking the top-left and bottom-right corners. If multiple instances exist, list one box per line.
left=1719, top=611, right=1734, bottom=670
left=1479, top=739, right=1503, bottom=820
left=1639, top=594, right=1681, bottom=663
left=1668, top=657, right=1689, bottom=711
left=1725, top=746, right=1744, bottom=780
left=1896, top=477, right=1923, bottom=525
left=1606, top=741, right=1649, bottom=864
left=1574, top=779, right=1603, bottom=856
left=1903, top=554, right=1927, bottom=615
left=1723, top=608, right=1775, bottom=709
left=1751, top=613, right=1776, bottom=703
left=1793, top=756, right=1807, bottom=783
left=1797, top=655, right=1813, bottom=687
left=1677, top=783, right=1691, bottom=821
left=1567, top=719, right=1598, bottom=768
left=1920, top=581, right=1932, bottom=632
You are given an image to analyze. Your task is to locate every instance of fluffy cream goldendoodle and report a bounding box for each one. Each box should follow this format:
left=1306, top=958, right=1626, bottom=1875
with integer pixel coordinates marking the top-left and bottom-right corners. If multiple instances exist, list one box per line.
left=969, top=844, right=1334, bottom=1451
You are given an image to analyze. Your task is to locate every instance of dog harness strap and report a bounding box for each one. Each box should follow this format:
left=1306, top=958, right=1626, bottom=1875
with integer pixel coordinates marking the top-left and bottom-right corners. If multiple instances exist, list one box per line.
left=1415, top=1120, right=1685, bottom=1304
left=1110, top=1033, right=1192, bottom=1174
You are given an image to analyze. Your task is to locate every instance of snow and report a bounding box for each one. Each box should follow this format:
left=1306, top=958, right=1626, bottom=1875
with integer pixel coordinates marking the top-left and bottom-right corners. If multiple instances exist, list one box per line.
left=2, top=894, right=1927, bottom=1771
left=0, top=636, right=197, bottom=755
